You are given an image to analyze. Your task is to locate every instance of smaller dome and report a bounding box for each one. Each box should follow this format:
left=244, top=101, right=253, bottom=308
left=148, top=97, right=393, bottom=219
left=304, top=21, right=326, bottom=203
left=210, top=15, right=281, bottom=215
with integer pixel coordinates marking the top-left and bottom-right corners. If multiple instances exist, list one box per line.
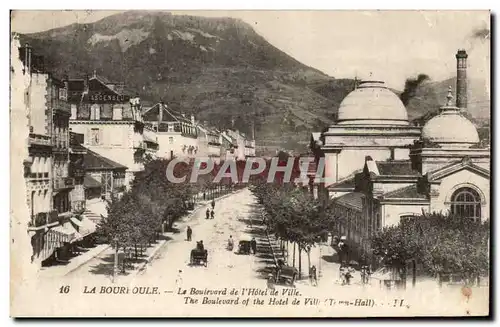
left=422, top=87, right=479, bottom=147
left=422, top=114, right=479, bottom=146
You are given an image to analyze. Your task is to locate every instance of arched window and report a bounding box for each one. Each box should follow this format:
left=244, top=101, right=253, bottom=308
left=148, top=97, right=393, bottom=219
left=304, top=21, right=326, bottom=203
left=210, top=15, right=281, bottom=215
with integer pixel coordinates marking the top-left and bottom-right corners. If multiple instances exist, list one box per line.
left=450, top=187, right=481, bottom=220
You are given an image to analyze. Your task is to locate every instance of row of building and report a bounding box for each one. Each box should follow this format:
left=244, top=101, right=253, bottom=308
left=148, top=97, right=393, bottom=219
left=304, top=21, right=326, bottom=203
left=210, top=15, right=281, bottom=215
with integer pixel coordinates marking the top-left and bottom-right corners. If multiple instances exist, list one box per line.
left=15, top=40, right=256, bottom=269
left=308, top=49, right=490, bottom=272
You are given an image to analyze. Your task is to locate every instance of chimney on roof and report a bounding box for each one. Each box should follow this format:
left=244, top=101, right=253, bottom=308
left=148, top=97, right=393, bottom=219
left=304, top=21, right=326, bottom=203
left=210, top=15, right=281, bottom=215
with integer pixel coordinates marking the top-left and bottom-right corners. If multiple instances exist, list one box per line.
left=84, top=74, right=89, bottom=92
left=456, top=49, right=468, bottom=109
left=93, top=70, right=97, bottom=78
left=159, top=101, right=164, bottom=124
left=63, top=74, right=69, bottom=92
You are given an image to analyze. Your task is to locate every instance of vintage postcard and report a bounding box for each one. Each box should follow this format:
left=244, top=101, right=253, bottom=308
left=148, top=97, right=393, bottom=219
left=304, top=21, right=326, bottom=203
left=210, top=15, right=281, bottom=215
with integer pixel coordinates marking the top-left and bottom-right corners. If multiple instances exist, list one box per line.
left=10, top=10, right=491, bottom=317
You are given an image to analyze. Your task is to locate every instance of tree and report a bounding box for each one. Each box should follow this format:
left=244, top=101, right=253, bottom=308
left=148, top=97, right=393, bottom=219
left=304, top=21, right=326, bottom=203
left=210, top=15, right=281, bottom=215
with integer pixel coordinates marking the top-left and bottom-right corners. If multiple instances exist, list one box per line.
left=371, top=212, right=490, bottom=285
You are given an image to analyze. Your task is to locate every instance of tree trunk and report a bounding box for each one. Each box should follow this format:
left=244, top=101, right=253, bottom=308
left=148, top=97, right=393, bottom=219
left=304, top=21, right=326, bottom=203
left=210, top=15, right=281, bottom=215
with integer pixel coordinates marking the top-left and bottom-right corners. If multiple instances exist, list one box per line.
left=307, top=248, right=311, bottom=273
left=292, top=243, right=296, bottom=267
left=134, top=244, right=138, bottom=260
left=298, top=245, right=302, bottom=279
left=412, top=259, right=416, bottom=287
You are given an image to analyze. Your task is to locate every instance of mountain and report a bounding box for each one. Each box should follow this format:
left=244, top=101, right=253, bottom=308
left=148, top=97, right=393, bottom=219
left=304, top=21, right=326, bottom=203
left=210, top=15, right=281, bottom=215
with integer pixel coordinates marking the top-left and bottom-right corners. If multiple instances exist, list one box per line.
left=18, top=11, right=355, bottom=154
left=16, top=11, right=490, bottom=153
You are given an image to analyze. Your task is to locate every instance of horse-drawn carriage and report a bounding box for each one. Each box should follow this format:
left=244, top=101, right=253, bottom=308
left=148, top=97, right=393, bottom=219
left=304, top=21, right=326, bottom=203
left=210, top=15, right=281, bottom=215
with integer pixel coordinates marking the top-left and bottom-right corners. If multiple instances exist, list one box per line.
left=190, top=242, right=208, bottom=267
left=237, top=236, right=252, bottom=255
left=270, top=260, right=298, bottom=286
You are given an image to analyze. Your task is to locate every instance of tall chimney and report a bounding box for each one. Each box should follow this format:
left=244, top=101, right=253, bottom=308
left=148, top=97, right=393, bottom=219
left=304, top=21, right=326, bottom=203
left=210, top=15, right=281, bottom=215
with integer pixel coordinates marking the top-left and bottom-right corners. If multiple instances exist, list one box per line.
left=456, top=49, right=468, bottom=109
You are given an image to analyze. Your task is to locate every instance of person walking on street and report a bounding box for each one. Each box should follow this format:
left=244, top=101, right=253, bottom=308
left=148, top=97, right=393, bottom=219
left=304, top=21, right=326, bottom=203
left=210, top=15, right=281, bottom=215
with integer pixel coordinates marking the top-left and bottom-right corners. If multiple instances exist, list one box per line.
left=309, top=265, right=318, bottom=286
left=250, top=237, right=257, bottom=255
left=211, top=199, right=215, bottom=210
left=210, top=209, right=215, bottom=219
left=206, top=208, right=210, bottom=220
left=186, top=226, right=192, bottom=241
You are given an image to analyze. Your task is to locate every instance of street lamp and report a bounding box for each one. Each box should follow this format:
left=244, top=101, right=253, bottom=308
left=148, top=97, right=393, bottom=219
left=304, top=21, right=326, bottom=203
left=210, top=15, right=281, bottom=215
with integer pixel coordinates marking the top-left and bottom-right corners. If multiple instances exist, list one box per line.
left=112, top=236, right=119, bottom=283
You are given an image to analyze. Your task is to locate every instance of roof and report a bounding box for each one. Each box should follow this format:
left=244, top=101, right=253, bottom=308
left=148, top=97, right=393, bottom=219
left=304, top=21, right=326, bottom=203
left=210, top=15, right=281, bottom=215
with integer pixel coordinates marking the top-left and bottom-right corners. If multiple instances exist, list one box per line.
left=383, top=185, right=427, bottom=200
left=334, top=192, right=365, bottom=211
left=84, top=149, right=128, bottom=171
left=330, top=176, right=356, bottom=190
left=84, top=174, right=102, bottom=189
left=142, top=102, right=193, bottom=124
left=375, top=160, right=420, bottom=176
left=337, top=80, right=409, bottom=126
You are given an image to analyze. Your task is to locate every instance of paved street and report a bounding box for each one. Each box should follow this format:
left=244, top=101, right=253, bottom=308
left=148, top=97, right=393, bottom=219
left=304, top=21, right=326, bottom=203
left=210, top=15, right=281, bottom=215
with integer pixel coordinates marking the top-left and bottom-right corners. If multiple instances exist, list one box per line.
left=130, top=188, right=273, bottom=290
left=47, top=188, right=357, bottom=290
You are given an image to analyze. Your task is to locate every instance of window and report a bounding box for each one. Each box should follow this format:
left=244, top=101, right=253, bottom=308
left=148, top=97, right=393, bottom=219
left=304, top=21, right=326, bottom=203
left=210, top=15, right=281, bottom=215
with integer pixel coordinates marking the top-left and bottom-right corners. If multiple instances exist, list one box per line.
left=90, top=128, right=100, bottom=145
left=169, top=137, right=174, bottom=144
left=450, top=187, right=481, bottom=220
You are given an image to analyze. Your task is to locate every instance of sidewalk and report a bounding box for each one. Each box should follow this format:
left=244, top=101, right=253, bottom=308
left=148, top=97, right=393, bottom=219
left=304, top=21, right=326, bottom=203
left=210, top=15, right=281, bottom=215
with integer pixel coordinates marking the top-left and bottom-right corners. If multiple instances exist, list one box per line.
left=38, top=244, right=111, bottom=279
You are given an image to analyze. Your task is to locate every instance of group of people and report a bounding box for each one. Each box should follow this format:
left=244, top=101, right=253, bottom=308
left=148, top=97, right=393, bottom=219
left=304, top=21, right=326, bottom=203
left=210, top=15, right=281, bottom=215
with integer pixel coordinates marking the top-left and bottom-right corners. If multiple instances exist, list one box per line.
left=206, top=200, right=216, bottom=219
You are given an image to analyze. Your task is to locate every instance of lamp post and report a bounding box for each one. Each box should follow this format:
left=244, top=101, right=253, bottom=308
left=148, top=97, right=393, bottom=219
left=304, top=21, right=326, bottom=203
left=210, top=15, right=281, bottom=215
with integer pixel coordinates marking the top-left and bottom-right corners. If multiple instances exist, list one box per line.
left=112, top=236, right=119, bottom=283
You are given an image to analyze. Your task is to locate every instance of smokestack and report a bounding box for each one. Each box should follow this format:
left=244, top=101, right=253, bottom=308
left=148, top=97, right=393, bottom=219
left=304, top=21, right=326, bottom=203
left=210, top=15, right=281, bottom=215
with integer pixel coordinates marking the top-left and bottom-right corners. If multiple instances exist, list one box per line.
left=456, top=49, right=468, bottom=109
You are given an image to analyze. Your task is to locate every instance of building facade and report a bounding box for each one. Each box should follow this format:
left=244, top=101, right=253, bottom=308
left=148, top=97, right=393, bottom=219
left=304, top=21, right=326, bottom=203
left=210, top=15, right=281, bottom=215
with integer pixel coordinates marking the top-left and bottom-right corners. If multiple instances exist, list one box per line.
left=312, top=50, right=490, bottom=263
left=142, top=102, right=198, bottom=160
left=67, top=72, right=155, bottom=187
left=19, top=44, right=84, bottom=267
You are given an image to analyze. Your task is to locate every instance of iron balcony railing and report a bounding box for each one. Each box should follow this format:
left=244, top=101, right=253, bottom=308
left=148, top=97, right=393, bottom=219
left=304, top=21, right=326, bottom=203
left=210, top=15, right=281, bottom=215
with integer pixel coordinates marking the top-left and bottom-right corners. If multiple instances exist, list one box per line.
left=28, top=133, right=52, bottom=147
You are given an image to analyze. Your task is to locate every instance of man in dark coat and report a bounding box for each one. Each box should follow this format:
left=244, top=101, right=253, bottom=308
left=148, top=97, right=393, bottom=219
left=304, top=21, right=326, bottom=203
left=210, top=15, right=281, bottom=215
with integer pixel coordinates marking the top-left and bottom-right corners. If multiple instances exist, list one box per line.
left=206, top=208, right=210, bottom=219
left=250, top=237, right=257, bottom=254
left=186, top=226, right=192, bottom=241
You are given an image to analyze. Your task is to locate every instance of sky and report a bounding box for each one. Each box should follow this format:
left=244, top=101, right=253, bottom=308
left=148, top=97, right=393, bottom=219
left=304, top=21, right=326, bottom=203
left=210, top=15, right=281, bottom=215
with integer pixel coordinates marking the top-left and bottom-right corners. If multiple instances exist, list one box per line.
left=10, top=10, right=490, bottom=90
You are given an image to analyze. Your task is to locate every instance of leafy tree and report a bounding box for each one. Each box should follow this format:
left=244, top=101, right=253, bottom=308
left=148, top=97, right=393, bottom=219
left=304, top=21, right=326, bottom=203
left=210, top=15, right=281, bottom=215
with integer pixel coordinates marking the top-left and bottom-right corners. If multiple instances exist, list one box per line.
left=371, top=212, right=490, bottom=285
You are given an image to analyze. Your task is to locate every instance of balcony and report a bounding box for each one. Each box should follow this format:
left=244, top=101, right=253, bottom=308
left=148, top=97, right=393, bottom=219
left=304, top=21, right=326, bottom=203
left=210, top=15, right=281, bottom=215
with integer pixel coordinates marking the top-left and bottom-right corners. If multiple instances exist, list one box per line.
left=29, top=133, right=52, bottom=147
left=53, top=177, right=75, bottom=190
left=133, top=140, right=147, bottom=150
left=30, top=210, right=58, bottom=227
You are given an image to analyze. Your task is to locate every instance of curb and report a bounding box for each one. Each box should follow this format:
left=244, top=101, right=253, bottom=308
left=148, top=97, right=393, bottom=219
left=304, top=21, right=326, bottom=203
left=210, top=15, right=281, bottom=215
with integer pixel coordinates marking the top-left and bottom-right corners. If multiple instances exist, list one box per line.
left=63, top=244, right=111, bottom=277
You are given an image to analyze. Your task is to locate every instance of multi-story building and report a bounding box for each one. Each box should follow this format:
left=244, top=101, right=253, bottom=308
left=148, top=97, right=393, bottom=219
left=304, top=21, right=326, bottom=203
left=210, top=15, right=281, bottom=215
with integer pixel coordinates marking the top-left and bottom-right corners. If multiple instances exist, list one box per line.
left=197, top=124, right=222, bottom=164
left=221, top=129, right=256, bottom=160
left=142, top=102, right=198, bottom=160
left=19, top=43, right=81, bottom=267
left=67, top=71, right=156, bottom=187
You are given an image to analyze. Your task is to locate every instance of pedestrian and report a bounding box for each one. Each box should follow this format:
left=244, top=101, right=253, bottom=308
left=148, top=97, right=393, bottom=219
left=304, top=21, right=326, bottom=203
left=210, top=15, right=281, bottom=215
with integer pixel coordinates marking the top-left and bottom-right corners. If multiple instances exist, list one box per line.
left=206, top=208, right=210, bottom=219
left=211, top=199, right=215, bottom=210
left=203, top=192, right=206, bottom=201
left=175, top=269, right=183, bottom=288
left=309, top=265, right=318, bottom=286
left=250, top=237, right=257, bottom=254
left=186, top=226, right=192, bottom=241
left=210, top=209, right=215, bottom=219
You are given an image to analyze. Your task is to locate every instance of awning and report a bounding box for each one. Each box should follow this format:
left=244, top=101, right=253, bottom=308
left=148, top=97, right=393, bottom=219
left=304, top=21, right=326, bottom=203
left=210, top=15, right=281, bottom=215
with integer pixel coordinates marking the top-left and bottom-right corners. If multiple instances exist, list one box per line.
left=143, top=134, right=158, bottom=144
left=70, top=217, right=83, bottom=227
left=50, top=224, right=76, bottom=244
left=79, top=217, right=97, bottom=237
left=84, top=175, right=102, bottom=189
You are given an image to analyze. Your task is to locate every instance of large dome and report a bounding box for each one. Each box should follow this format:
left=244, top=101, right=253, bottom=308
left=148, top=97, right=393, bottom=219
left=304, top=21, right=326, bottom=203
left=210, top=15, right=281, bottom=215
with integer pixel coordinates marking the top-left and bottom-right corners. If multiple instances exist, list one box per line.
left=337, top=80, right=409, bottom=126
left=422, top=88, right=479, bottom=147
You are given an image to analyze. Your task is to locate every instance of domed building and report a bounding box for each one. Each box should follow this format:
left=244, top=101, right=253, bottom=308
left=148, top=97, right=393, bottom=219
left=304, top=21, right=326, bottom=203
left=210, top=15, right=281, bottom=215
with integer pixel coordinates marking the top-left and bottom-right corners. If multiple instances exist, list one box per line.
left=310, top=50, right=490, bottom=263
left=310, top=79, right=421, bottom=198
